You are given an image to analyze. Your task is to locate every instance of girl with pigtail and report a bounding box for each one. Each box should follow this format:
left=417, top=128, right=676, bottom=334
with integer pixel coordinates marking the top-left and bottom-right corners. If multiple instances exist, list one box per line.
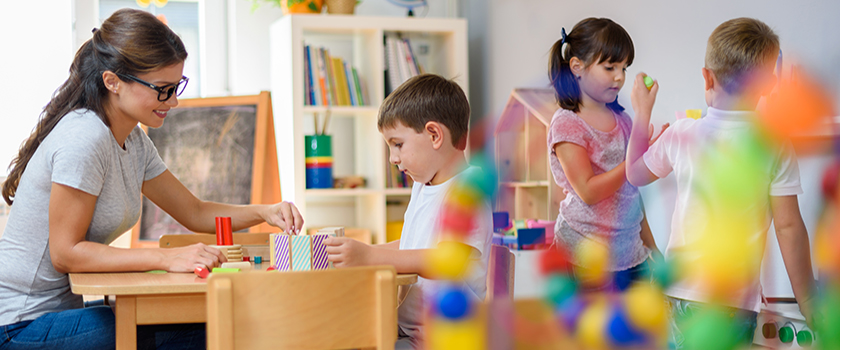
left=547, top=17, right=667, bottom=291
left=0, top=8, right=302, bottom=349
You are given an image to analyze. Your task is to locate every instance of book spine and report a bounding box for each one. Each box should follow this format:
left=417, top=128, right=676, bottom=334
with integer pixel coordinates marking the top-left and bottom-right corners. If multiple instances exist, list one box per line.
left=311, top=46, right=322, bottom=106
left=304, top=45, right=316, bottom=106
left=344, top=62, right=357, bottom=106
left=352, top=67, right=364, bottom=106
left=324, top=49, right=338, bottom=106
left=304, top=45, right=313, bottom=105
left=332, top=58, right=350, bottom=106
left=315, top=47, right=328, bottom=106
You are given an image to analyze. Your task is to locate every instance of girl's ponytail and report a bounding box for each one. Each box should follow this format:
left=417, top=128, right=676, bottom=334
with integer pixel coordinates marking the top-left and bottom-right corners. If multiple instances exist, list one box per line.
left=549, top=35, right=582, bottom=112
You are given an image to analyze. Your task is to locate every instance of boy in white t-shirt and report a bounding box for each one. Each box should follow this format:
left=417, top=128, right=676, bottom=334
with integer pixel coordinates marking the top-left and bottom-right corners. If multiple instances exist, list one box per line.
left=624, top=18, right=817, bottom=349
left=324, top=74, right=493, bottom=349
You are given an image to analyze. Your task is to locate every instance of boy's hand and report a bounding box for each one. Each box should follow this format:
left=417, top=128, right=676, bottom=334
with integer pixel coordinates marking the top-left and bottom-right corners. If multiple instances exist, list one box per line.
left=648, top=122, right=670, bottom=146
left=631, top=73, right=659, bottom=118
left=324, top=237, right=372, bottom=267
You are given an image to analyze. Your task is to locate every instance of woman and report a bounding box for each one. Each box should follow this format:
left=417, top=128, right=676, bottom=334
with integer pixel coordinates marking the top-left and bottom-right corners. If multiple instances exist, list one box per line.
left=0, top=8, right=302, bottom=349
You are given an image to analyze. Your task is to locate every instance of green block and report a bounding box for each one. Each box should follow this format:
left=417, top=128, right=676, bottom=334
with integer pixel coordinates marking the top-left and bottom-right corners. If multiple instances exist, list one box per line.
left=644, top=75, right=654, bottom=89
left=211, top=268, right=240, bottom=273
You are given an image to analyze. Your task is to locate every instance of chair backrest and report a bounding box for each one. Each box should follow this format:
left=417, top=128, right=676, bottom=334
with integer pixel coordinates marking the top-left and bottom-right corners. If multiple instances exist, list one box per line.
left=486, top=244, right=515, bottom=301
left=158, top=233, right=270, bottom=248
left=206, top=265, right=398, bottom=350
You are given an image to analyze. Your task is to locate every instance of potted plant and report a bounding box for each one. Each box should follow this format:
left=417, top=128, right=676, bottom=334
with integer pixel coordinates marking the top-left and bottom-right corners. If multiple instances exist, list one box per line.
left=325, top=0, right=359, bottom=14
left=250, top=0, right=323, bottom=15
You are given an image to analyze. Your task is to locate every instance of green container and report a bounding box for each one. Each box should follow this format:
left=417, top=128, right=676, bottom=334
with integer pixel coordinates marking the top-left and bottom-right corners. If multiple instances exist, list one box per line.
left=305, top=135, right=332, bottom=158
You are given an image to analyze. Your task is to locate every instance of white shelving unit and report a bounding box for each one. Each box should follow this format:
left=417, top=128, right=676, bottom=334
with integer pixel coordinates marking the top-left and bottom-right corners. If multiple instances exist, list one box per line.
left=270, top=14, right=468, bottom=244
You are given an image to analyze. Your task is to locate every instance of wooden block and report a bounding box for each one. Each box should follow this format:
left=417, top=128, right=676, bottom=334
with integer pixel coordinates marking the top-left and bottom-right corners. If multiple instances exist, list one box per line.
left=311, top=234, right=332, bottom=269
left=291, top=235, right=312, bottom=271
left=220, top=262, right=251, bottom=271
left=270, top=234, right=291, bottom=271
left=344, top=228, right=372, bottom=245
left=317, top=226, right=345, bottom=237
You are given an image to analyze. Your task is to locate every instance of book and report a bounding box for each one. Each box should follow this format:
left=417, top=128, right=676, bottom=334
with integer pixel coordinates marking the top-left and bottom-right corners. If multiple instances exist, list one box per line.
left=385, top=35, right=403, bottom=93
left=314, top=48, right=328, bottom=106
left=324, top=48, right=338, bottom=106
left=310, top=46, right=323, bottom=106
left=304, top=45, right=313, bottom=105
left=344, top=61, right=357, bottom=106
left=403, top=38, right=421, bottom=75
left=332, top=57, right=350, bottom=106
left=352, top=67, right=364, bottom=106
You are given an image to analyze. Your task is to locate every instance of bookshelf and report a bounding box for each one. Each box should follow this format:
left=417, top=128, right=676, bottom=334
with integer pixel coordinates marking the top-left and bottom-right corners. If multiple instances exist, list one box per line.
left=270, top=15, right=468, bottom=244
left=494, top=88, right=565, bottom=222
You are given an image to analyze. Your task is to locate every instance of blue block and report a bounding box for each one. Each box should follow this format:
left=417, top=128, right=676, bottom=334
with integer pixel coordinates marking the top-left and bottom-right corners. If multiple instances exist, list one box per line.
left=516, top=228, right=545, bottom=247
left=493, top=212, right=510, bottom=230
left=306, top=167, right=333, bottom=189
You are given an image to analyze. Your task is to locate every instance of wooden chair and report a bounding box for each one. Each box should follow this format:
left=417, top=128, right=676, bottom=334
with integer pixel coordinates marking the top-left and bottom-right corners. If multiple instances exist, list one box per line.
left=486, top=244, right=515, bottom=301
left=206, top=265, right=398, bottom=350
left=158, top=233, right=270, bottom=248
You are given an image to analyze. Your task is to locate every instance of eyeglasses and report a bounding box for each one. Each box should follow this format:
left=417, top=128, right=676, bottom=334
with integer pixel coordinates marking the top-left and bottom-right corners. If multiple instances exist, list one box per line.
left=117, top=73, right=189, bottom=102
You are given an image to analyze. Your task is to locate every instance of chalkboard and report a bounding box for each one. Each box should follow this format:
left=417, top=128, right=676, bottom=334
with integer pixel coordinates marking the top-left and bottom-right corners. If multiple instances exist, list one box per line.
left=131, top=92, right=281, bottom=248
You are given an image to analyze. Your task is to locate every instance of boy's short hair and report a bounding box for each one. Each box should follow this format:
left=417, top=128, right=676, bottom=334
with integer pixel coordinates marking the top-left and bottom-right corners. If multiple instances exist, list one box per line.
left=378, top=74, right=469, bottom=149
left=705, top=17, right=779, bottom=94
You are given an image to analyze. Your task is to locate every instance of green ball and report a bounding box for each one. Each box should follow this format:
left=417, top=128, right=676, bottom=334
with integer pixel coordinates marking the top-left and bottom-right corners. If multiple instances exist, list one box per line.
left=643, top=75, right=654, bottom=89
left=544, top=274, right=578, bottom=306
left=681, top=307, right=737, bottom=350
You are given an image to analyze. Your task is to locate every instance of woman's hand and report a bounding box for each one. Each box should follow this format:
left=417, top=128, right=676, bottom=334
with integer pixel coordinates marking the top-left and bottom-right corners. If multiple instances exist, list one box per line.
left=324, top=237, right=373, bottom=268
left=262, top=201, right=304, bottom=234
left=161, top=243, right=226, bottom=272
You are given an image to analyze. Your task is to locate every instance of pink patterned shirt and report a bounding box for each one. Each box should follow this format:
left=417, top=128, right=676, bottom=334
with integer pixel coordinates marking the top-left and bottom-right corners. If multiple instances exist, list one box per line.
left=548, top=108, right=649, bottom=270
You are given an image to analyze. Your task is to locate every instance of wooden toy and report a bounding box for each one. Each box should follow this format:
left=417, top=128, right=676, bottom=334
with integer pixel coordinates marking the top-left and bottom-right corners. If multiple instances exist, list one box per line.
left=311, top=234, right=332, bottom=269
left=270, top=234, right=292, bottom=271
left=291, top=235, right=312, bottom=271
left=220, top=261, right=251, bottom=271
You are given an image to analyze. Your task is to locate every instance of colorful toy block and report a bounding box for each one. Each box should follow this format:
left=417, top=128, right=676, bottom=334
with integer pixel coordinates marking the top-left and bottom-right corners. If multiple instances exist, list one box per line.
left=311, top=234, right=333, bottom=269
left=270, top=234, right=292, bottom=271
left=291, top=235, right=312, bottom=271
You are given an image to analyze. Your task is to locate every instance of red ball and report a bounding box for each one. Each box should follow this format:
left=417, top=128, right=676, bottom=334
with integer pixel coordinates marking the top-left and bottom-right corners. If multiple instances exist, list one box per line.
left=440, top=203, right=476, bottom=236
left=539, top=246, right=572, bottom=275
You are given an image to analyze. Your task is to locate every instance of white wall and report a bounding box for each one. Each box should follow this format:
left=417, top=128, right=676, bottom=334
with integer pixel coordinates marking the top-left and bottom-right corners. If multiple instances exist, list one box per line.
left=481, top=0, right=840, bottom=298
left=0, top=1, right=74, bottom=177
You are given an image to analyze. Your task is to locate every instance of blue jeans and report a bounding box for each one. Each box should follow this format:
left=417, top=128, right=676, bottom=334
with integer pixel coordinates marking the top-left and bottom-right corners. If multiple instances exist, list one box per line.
left=0, top=300, right=205, bottom=350
left=571, top=258, right=649, bottom=292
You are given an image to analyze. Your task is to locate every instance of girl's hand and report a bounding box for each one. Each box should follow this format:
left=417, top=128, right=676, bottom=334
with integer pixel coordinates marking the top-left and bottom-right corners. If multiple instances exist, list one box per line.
left=162, top=243, right=226, bottom=272
left=263, top=201, right=304, bottom=234
left=648, top=122, right=670, bottom=146
left=631, top=72, right=659, bottom=118
left=324, top=237, right=372, bottom=268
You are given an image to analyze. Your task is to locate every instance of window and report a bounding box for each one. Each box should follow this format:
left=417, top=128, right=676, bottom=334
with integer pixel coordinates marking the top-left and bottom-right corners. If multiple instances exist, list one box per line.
left=99, top=0, right=200, bottom=98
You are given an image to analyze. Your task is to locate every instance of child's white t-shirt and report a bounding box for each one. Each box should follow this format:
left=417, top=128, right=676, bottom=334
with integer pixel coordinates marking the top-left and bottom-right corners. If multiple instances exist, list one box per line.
left=396, top=166, right=493, bottom=344
left=642, top=107, right=803, bottom=312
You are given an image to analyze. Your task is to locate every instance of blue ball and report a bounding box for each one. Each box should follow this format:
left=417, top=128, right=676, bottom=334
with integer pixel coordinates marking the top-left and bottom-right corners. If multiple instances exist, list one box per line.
left=608, top=305, right=647, bottom=346
left=556, top=296, right=586, bottom=332
left=436, top=286, right=471, bottom=320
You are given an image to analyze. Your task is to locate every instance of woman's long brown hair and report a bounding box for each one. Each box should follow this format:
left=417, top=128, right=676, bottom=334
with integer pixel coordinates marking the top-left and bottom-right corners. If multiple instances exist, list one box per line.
left=2, top=8, right=187, bottom=205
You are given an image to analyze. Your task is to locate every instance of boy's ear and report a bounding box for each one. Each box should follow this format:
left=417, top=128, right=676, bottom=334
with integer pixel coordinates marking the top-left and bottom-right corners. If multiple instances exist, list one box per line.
left=424, top=121, right=444, bottom=150
left=569, top=57, right=584, bottom=78
left=702, top=67, right=715, bottom=91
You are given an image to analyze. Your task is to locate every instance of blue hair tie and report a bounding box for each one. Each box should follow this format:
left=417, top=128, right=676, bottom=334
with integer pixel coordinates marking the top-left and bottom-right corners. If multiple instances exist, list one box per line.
left=561, top=27, right=569, bottom=45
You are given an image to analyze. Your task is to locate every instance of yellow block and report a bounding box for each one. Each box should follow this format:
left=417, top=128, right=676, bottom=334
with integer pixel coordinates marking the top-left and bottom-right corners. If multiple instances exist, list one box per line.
left=386, top=221, right=404, bottom=242
left=686, top=109, right=702, bottom=119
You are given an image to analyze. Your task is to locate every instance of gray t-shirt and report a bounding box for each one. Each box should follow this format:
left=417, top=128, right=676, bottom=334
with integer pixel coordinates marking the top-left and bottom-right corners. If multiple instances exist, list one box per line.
left=0, top=109, right=167, bottom=325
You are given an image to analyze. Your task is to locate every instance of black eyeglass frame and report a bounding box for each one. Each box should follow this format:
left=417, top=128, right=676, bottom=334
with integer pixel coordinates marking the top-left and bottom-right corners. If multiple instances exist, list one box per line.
left=116, top=73, right=189, bottom=102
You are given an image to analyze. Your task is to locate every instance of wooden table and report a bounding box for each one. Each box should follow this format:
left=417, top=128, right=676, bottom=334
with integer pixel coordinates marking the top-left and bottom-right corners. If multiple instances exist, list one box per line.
left=69, top=264, right=417, bottom=350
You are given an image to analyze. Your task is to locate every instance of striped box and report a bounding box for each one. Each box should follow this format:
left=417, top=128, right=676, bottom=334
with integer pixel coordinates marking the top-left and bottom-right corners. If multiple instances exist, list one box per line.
left=291, top=235, right=312, bottom=271
left=270, top=234, right=291, bottom=271
left=311, top=233, right=333, bottom=269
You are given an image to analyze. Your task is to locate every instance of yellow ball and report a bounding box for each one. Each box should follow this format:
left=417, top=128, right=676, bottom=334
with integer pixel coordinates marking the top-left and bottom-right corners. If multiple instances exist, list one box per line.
left=684, top=224, right=759, bottom=299
left=429, top=318, right=485, bottom=350
left=576, top=300, right=608, bottom=349
left=136, top=0, right=151, bottom=7
left=426, top=241, right=473, bottom=281
left=623, top=283, right=667, bottom=334
left=446, top=183, right=483, bottom=209
left=153, top=0, right=168, bottom=7
left=575, top=239, right=609, bottom=287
